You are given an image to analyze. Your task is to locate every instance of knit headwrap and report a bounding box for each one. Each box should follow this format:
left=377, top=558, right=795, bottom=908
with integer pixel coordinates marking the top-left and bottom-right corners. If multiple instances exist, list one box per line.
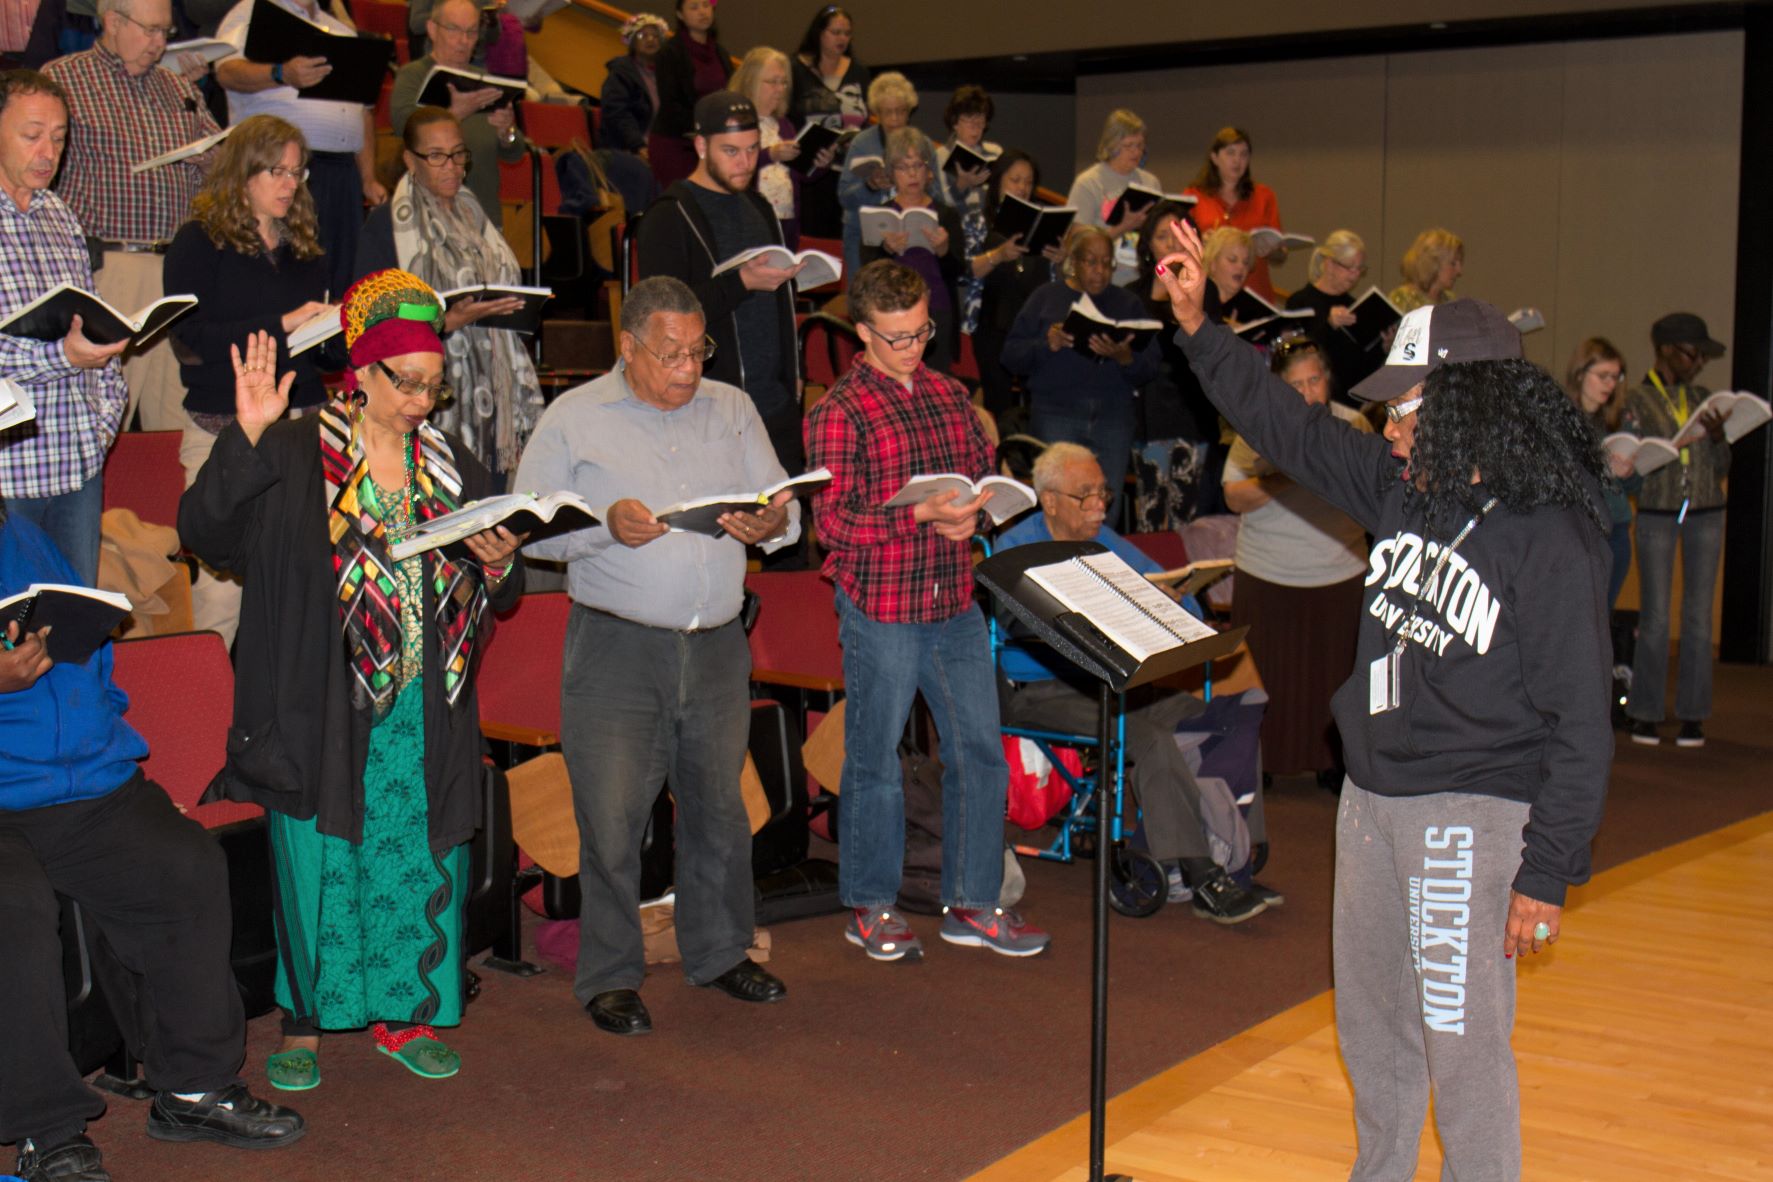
left=619, top=12, right=669, bottom=45
left=339, top=269, right=445, bottom=391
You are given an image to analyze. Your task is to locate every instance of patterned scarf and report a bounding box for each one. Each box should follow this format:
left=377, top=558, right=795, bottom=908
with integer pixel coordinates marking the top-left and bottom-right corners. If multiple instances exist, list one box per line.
left=318, top=401, right=489, bottom=713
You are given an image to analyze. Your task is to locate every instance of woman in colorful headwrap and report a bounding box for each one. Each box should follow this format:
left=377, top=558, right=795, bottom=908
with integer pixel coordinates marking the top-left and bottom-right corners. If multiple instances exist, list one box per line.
left=600, top=12, right=670, bottom=155
left=179, top=269, right=526, bottom=1093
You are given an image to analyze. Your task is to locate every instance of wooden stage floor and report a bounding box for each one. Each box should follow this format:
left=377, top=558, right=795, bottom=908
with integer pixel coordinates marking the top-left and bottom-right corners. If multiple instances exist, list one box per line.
left=970, top=811, right=1773, bottom=1182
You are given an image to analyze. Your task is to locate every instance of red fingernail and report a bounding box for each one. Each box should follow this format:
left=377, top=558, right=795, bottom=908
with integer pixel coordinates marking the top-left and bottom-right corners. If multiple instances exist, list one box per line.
left=1156, top=263, right=1167, bottom=275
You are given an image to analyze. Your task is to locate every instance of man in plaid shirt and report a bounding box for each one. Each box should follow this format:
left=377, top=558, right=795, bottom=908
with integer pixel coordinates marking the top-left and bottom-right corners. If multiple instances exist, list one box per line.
left=805, top=259, right=1049, bottom=962
left=0, top=70, right=130, bottom=585
left=45, top=0, right=221, bottom=432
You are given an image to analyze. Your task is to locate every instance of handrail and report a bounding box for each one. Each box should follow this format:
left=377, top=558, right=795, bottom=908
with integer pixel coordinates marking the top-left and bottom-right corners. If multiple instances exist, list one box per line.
left=564, top=0, right=743, bottom=67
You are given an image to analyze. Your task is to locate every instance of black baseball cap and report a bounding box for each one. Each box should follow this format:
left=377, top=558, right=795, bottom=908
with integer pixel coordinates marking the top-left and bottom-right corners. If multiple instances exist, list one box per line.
left=1650, top=312, right=1725, bottom=358
left=1350, top=297, right=1523, bottom=402
left=693, top=92, right=758, bottom=137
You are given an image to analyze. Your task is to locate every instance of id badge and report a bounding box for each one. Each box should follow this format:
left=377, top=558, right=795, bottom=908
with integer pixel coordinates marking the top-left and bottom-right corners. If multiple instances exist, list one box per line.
left=1369, top=650, right=1402, bottom=714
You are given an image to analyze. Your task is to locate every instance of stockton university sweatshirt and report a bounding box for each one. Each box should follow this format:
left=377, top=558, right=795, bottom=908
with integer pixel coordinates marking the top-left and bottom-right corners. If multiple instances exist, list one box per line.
left=1178, top=321, right=1612, bottom=906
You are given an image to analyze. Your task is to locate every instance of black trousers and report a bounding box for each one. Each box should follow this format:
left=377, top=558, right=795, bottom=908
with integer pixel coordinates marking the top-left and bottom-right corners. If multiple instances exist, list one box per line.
left=0, top=774, right=244, bottom=1147
left=307, top=150, right=365, bottom=300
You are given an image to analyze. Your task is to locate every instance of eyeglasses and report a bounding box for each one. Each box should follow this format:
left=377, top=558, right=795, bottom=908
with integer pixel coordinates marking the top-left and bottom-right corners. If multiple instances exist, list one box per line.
left=1384, top=395, right=1424, bottom=424
left=1584, top=367, right=1623, bottom=386
left=1055, top=487, right=1113, bottom=507
left=1328, top=257, right=1368, bottom=276
left=376, top=360, right=454, bottom=404
left=869, top=321, right=936, bottom=351
left=119, top=11, right=178, bottom=37
left=891, top=159, right=928, bottom=174
left=635, top=334, right=717, bottom=368
left=415, top=148, right=472, bottom=168
left=264, top=165, right=309, bottom=183
left=432, top=17, right=479, bottom=36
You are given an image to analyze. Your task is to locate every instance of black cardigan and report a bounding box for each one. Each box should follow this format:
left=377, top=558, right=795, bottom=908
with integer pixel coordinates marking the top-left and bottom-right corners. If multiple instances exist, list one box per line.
left=178, top=416, right=523, bottom=851
left=650, top=31, right=731, bottom=140
left=634, top=180, right=800, bottom=400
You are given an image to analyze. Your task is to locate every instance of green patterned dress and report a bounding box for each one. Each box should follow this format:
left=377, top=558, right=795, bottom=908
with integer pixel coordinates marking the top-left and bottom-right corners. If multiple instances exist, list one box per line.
left=267, top=476, right=469, bottom=1031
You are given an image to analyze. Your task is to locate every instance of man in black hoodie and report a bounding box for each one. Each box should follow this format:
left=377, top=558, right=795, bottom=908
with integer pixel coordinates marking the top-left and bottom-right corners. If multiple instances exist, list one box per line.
left=1154, top=217, right=1611, bottom=1182
left=636, top=91, right=807, bottom=474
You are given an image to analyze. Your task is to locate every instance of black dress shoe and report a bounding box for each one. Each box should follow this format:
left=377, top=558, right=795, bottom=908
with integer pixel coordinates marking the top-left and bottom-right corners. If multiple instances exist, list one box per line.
left=146, top=1083, right=305, bottom=1149
left=701, top=959, right=787, bottom=1004
left=586, top=988, right=653, bottom=1035
left=17, top=1134, right=110, bottom=1182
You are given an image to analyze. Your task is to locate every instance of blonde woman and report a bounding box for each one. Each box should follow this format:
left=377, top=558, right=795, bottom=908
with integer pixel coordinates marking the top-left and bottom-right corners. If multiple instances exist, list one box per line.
left=1285, top=228, right=1380, bottom=394
left=1066, top=107, right=1159, bottom=284
left=1201, top=225, right=1254, bottom=323
left=837, top=70, right=917, bottom=279
left=164, top=114, right=334, bottom=645
left=1389, top=227, right=1463, bottom=312
left=729, top=45, right=835, bottom=248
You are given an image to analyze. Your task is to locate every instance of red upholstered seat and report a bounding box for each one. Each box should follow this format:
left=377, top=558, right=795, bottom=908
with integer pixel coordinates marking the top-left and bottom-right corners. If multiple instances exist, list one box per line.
left=520, top=100, right=591, bottom=151
left=1125, top=530, right=1190, bottom=572
left=744, top=570, right=843, bottom=693
left=110, top=632, right=260, bottom=827
left=349, top=0, right=409, bottom=63
left=498, top=152, right=567, bottom=215
left=478, top=591, right=571, bottom=747
left=101, top=431, right=184, bottom=530
left=798, top=312, right=861, bottom=391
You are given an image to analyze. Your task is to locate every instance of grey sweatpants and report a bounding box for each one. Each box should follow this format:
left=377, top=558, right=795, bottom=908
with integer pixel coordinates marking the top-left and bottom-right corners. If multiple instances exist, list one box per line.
left=1332, top=780, right=1530, bottom=1182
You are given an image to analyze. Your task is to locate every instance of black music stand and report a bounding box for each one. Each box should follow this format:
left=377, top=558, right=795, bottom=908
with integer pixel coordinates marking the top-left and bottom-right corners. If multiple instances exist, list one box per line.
left=975, top=540, right=1248, bottom=1182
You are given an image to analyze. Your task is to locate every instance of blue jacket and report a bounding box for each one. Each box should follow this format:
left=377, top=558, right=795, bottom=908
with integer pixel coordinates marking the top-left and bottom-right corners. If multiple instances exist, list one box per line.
left=1001, top=280, right=1163, bottom=410
left=0, top=515, right=146, bottom=813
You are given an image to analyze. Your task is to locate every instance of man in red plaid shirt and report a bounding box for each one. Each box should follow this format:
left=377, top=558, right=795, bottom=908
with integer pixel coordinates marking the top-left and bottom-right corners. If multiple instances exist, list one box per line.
left=805, top=260, right=1049, bottom=962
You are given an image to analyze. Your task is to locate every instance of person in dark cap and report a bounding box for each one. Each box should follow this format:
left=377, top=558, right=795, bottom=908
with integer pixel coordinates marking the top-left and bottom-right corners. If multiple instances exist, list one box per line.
left=1152, top=216, right=1612, bottom=1182
left=636, top=89, right=809, bottom=476
left=1619, top=312, right=1731, bottom=748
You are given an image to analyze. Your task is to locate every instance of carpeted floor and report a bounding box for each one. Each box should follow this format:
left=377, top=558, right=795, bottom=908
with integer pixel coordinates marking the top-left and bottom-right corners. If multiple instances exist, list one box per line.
left=86, top=664, right=1772, bottom=1182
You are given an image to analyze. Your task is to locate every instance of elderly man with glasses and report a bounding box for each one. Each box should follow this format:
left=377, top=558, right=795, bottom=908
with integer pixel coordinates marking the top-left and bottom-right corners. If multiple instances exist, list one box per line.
left=514, top=275, right=797, bottom=1038
left=44, top=0, right=219, bottom=434
left=388, top=0, right=526, bottom=220
left=996, top=440, right=1271, bottom=923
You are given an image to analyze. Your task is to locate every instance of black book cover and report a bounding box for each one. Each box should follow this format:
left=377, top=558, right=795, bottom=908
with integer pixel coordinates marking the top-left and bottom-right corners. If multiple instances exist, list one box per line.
left=1, top=586, right=131, bottom=666
left=243, top=0, right=393, bottom=106
left=0, top=286, right=196, bottom=347
left=419, top=65, right=526, bottom=111
left=991, top=194, right=1075, bottom=256
left=441, top=286, right=552, bottom=335
left=1340, top=287, right=1403, bottom=352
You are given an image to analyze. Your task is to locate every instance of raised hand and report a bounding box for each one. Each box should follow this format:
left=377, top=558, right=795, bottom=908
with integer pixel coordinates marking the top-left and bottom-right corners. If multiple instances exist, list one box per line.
left=1153, top=216, right=1209, bottom=334
left=232, top=330, right=294, bottom=447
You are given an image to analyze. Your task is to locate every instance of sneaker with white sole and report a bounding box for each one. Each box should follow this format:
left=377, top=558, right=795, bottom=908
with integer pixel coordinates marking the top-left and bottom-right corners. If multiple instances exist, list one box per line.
left=1629, top=720, right=1661, bottom=746
left=845, top=907, right=923, bottom=962
left=1676, top=720, right=1706, bottom=748
left=940, top=906, right=1051, bottom=957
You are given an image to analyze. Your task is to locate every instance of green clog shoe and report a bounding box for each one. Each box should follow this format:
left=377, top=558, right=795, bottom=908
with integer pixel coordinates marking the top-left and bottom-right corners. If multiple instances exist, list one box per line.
left=371, top=1023, right=460, bottom=1079
left=266, top=1048, right=320, bottom=1091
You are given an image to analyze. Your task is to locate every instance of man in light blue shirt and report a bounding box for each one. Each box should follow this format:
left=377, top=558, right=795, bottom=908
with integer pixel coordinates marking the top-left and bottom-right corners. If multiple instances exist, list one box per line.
left=997, top=442, right=1267, bottom=924
left=515, top=276, right=797, bottom=1037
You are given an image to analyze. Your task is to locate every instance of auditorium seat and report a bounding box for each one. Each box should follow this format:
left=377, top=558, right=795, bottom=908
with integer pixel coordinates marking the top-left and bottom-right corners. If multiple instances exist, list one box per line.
left=479, top=590, right=571, bottom=750
left=101, top=430, right=184, bottom=529
left=520, top=100, right=592, bottom=151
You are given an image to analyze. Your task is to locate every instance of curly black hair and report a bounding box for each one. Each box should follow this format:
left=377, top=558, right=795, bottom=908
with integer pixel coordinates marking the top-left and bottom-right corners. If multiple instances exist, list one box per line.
left=1408, top=358, right=1612, bottom=535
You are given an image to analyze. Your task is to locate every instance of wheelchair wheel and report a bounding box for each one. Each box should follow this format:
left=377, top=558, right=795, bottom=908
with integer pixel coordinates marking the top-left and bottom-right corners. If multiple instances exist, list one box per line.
left=1108, top=845, right=1166, bottom=918
left=1251, top=840, right=1269, bottom=875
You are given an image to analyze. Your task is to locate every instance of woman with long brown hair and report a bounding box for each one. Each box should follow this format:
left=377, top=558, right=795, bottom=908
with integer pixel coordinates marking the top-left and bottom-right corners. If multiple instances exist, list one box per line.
left=1182, top=126, right=1286, bottom=301
left=1564, top=337, right=1636, bottom=612
left=164, top=113, right=335, bottom=644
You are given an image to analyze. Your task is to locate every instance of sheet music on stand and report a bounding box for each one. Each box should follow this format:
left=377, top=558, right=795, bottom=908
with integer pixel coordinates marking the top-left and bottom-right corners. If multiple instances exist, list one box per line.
left=1025, top=551, right=1216, bottom=663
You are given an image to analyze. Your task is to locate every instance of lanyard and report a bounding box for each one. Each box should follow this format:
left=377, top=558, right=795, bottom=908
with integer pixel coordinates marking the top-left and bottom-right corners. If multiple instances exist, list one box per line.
left=1391, top=497, right=1498, bottom=656
left=1647, top=370, right=1694, bottom=519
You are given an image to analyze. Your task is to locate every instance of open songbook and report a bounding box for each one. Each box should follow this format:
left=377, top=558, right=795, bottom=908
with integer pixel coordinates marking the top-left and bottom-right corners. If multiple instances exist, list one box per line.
left=0, top=286, right=196, bottom=348
left=1025, top=551, right=1217, bottom=665
left=132, top=126, right=231, bottom=175
left=1247, top=227, right=1314, bottom=257
left=785, top=122, right=857, bottom=175
left=1670, top=390, right=1770, bottom=446
left=1103, top=184, right=1194, bottom=226
left=940, top=141, right=997, bottom=177
left=654, top=469, right=832, bottom=536
left=883, top=473, right=1035, bottom=526
left=438, top=285, right=553, bottom=334
left=165, top=36, right=234, bottom=63
left=287, top=304, right=342, bottom=355
left=1339, top=286, right=1403, bottom=353
left=711, top=246, right=842, bottom=292
left=242, top=0, right=394, bottom=106
left=991, top=193, right=1076, bottom=257
left=858, top=206, right=940, bottom=252
left=1507, top=307, right=1546, bottom=334
left=388, top=491, right=600, bottom=561
left=0, top=583, right=133, bottom=665
left=417, top=64, right=527, bottom=110
left=1602, top=433, right=1680, bottom=477
left=1061, top=293, right=1162, bottom=358
left=0, top=378, right=35, bottom=433
left=1145, top=557, right=1235, bottom=600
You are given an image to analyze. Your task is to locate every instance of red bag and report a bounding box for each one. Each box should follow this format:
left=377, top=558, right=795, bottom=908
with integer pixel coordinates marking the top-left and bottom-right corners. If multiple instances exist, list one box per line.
left=1003, top=736, right=1084, bottom=829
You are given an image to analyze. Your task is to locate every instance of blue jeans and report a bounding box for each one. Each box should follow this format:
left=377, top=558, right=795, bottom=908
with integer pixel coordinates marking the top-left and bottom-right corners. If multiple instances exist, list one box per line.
left=1032, top=395, right=1136, bottom=522
left=834, top=590, right=1007, bottom=911
left=1628, top=509, right=1722, bottom=723
left=5, top=470, right=103, bottom=586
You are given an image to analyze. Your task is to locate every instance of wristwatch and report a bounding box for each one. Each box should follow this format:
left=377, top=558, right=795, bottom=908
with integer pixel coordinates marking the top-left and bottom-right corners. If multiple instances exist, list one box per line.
left=271, top=61, right=284, bottom=84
